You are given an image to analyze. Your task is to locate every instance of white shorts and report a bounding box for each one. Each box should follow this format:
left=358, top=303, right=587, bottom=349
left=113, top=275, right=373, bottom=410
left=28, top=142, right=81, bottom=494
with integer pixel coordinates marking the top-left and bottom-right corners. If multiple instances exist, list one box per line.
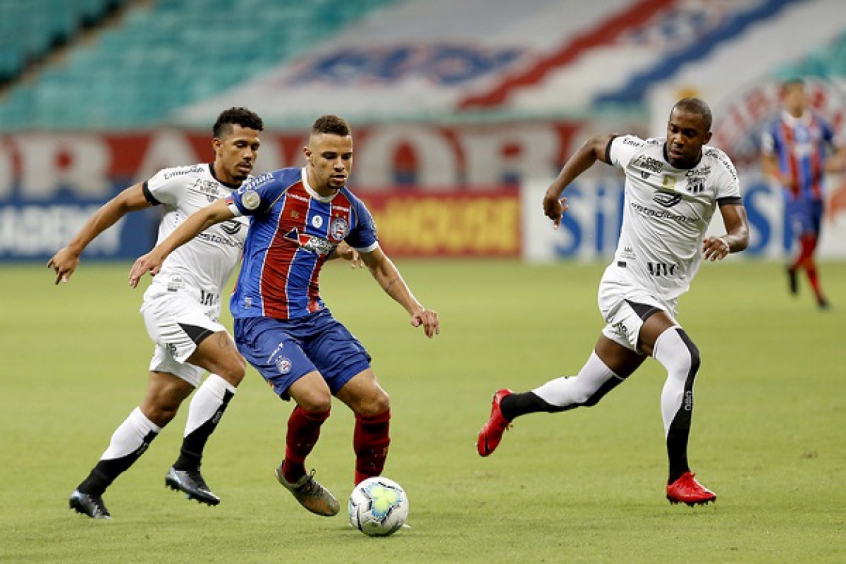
left=597, top=264, right=677, bottom=353
left=141, top=290, right=227, bottom=386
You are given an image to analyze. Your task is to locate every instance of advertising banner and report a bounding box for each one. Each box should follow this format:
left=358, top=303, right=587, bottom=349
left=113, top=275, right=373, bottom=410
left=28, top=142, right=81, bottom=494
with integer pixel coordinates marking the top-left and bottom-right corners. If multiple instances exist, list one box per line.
left=522, top=172, right=846, bottom=262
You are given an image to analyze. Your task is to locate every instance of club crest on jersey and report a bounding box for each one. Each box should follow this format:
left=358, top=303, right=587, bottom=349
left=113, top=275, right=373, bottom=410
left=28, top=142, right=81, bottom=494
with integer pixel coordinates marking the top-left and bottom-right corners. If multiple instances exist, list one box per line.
left=312, top=215, right=324, bottom=228
left=275, top=356, right=292, bottom=375
left=329, top=217, right=348, bottom=242
left=241, top=189, right=260, bottom=210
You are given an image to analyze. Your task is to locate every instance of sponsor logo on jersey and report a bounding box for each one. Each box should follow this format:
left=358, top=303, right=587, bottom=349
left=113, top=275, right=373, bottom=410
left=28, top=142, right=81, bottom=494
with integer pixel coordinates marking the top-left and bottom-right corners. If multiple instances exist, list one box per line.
left=630, top=201, right=693, bottom=223
left=685, top=166, right=710, bottom=178
left=163, top=165, right=204, bottom=180
left=287, top=193, right=309, bottom=203
left=167, top=274, right=184, bottom=292
left=633, top=155, right=664, bottom=175
left=190, top=178, right=223, bottom=198
left=647, top=262, right=679, bottom=276
left=221, top=220, right=243, bottom=235
left=283, top=228, right=336, bottom=256
left=197, top=231, right=244, bottom=249
left=653, top=190, right=682, bottom=207
left=250, top=172, right=274, bottom=188
left=241, top=189, right=260, bottom=210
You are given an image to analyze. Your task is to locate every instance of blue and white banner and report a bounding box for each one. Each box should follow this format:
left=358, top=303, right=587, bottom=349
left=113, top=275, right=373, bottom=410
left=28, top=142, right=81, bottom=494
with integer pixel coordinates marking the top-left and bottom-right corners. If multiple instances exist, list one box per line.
left=521, top=173, right=846, bottom=261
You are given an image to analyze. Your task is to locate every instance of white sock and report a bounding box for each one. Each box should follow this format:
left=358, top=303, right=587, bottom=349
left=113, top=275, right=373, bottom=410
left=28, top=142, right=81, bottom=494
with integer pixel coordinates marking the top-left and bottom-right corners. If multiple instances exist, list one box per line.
left=653, top=327, right=699, bottom=437
left=532, top=351, right=622, bottom=407
left=101, top=407, right=161, bottom=460
left=184, top=374, right=237, bottom=437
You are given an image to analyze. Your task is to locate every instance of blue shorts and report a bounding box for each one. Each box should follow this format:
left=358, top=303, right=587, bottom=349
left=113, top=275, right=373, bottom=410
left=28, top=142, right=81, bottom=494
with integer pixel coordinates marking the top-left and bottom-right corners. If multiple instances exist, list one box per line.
left=234, top=308, right=372, bottom=400
left=785, top=197, right=823, bottom=238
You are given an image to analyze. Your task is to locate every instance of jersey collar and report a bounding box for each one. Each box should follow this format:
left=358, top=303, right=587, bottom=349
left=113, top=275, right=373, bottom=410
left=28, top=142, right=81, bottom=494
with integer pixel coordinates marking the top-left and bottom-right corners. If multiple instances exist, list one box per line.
left=208, top=162, right=242, bottom=189
left=301, top=167, right=338, bottom=203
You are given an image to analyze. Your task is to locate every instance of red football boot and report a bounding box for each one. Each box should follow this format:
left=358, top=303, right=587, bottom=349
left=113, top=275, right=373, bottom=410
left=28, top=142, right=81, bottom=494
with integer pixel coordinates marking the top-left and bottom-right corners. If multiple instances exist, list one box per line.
left=476, top=389, right=513, bottom=457
left=666, top=471, right=717, bottom=506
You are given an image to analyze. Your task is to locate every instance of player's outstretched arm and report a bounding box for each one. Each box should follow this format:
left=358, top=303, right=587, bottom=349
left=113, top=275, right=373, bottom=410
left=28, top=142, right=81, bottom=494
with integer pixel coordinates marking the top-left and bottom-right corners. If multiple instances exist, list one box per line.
left=47, top=183, right=151, bottom=285
left=129, top=199, right=235, bottom=287
left=360, top=247, right=440, bottom=338
left=702, top=203, right=749, bottom=261
left=543, top=134, right=614, bottom=229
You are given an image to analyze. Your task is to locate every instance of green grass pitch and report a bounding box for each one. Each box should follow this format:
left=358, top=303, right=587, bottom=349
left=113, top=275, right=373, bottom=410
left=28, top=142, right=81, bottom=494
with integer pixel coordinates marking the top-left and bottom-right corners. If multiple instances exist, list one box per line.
left=2, top=259, right=844, bottom=563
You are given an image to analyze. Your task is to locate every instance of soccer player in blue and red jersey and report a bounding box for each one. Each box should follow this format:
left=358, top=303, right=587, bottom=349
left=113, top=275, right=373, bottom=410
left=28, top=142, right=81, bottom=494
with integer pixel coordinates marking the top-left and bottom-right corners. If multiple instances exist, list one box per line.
left=761, top=78, right=845, bottom=310
left=130, top=115, right=440, bottom=518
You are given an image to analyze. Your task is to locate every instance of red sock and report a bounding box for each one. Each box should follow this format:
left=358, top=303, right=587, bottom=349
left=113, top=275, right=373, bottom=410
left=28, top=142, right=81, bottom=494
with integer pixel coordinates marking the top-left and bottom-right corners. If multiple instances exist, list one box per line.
left=283, top=406, right=330, bottom=482
left=354, top=410, right=391, bottom=485
left=798, top=235, right=825, bottom=302
left=793, top=235, right=816, bottom=270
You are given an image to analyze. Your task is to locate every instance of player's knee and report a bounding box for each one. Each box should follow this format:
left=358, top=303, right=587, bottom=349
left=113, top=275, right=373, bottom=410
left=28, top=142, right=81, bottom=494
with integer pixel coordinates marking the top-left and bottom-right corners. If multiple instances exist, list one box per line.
left=141, top=402, right=179, bottom=427
left=349, top=388, right=390, bottom=417
left=297, top=389, right=333, bottom=413
left=218, top=356, right=247, bottom=386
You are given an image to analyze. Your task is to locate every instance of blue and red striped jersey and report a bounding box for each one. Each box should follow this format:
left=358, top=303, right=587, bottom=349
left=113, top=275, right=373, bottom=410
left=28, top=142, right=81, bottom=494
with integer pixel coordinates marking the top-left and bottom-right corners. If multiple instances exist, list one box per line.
left=762, top=110, right=836, bottom=201
left=226, top=167, right=378, bottom=320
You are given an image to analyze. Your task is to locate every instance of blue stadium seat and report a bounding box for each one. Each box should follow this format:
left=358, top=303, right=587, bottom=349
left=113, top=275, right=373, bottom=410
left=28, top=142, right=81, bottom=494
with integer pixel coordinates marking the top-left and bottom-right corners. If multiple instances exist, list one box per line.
left=0, top=0, right=401, bottom=129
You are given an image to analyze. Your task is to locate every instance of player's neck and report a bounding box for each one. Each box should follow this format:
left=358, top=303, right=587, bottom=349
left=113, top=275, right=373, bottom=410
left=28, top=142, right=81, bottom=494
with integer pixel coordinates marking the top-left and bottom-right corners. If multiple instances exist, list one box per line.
left=211, top=161, right=242, bottom=188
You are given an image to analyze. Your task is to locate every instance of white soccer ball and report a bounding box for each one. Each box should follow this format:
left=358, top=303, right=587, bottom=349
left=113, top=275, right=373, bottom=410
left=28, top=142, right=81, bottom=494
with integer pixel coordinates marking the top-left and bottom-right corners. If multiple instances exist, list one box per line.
left=348, top=476, right=409, bottom=537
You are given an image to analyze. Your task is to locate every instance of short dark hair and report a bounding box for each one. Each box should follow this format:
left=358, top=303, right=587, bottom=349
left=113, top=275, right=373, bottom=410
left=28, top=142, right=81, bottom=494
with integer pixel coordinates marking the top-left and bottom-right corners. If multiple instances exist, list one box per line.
left=213, top=107, right=264, bottom=138
left=311, top=115, right=351, bottom=137
left=673, top=97, right=712, bottom=131
left=781, top=77, right=805, bottom=89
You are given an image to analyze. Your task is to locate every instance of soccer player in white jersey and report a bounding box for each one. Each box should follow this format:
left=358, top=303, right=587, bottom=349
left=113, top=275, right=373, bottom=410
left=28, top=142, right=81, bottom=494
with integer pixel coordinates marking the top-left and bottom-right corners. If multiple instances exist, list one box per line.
left=477, top=98, right=749, bottom=506
left=48, top=108, right=264, bottom=519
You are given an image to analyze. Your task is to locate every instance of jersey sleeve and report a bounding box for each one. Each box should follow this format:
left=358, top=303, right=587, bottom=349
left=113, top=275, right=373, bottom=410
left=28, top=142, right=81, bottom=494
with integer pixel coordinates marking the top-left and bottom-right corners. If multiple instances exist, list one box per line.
left=144, top=166, right=189, bottom=206
left=712, top=149, right=742, bottom=201
left=819, top=116, right=840, bottom=149
left=227, top=172, right=278, bottom=217
left=608, top=135, right=644, bottom=169
left=345, top=198, right=379, bottom=252
left=760, top=121, right=777, bottom=155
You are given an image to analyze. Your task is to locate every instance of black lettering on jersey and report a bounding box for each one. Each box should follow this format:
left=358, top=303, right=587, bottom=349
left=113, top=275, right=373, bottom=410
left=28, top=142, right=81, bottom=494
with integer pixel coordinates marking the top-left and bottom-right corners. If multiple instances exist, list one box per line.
left=647, top=262, right=678, bottom=277
left=633, top=155, right=664, bottom=174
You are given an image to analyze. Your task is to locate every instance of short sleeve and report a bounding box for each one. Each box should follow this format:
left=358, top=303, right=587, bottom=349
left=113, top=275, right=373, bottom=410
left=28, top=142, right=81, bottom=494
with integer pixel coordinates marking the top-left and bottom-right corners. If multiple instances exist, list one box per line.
left=228, top=172, right=278, bottom=216
left=144, top=167, right=185, bottom=207
left=345, top=198, right=379, bottom=252
left=608, top=135, right=645, bottom=169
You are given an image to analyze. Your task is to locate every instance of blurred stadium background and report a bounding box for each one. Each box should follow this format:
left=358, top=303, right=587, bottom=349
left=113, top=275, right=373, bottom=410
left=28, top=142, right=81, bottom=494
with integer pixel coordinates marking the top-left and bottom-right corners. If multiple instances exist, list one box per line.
left=1, top=0, right=845, bottom=263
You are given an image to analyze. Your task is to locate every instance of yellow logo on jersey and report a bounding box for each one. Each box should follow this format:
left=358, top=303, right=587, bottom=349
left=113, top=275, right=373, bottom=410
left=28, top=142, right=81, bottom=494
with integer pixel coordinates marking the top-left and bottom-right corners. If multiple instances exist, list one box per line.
left=662, top=176, right=677, bottom=191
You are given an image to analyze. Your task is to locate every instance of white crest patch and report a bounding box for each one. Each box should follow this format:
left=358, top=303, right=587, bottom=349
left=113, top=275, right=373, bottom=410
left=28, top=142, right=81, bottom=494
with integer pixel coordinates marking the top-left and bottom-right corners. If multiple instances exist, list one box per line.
left=275, top=357, right=292, bottom=375
left=312, top=215, right=324, bottom=228
left=241, top=189, right=260, bottom=210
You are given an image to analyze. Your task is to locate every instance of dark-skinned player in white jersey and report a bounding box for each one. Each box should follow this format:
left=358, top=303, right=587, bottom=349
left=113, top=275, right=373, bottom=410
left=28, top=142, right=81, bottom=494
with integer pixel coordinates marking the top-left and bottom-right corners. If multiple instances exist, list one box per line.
left=477, top=98, right=749, bottom=506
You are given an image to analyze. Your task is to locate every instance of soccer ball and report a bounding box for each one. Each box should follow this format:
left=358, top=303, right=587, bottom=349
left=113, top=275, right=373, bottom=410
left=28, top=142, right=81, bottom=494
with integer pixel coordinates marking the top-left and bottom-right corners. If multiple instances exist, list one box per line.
left=348, top=476, right=409, bottom=537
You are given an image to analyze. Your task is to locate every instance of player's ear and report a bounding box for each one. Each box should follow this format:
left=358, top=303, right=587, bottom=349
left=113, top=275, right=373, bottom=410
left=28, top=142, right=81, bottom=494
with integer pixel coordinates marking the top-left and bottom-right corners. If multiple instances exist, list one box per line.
left=303, top=146, right=313, bottom=164
left=703, top=131, right=712, bottom=145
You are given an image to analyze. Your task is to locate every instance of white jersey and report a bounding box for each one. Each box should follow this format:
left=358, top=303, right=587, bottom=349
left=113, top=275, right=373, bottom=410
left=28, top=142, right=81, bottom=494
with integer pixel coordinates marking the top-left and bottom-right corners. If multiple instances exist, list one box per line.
left=607, top=135, right=741, bottom=300
left=142, top=163, right=249, bottom=315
